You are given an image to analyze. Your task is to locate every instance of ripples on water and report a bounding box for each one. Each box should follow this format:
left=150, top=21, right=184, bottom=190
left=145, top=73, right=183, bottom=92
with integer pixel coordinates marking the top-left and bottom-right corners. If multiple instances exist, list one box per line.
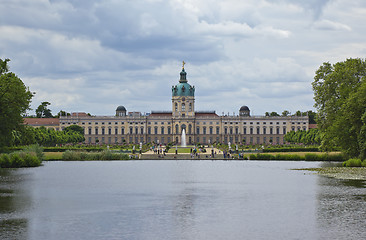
left=1, top=161, right=365, bottom=240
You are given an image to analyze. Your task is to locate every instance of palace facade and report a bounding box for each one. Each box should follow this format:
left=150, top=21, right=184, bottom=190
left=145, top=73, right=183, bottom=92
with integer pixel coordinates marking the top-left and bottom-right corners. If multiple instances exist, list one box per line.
left=58, top=66, right=309, bottom=145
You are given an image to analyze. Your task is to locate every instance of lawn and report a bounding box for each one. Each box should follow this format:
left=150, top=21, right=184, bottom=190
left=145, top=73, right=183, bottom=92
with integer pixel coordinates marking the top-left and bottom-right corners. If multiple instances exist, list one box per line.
left=44, top=152, right=63, bottom=160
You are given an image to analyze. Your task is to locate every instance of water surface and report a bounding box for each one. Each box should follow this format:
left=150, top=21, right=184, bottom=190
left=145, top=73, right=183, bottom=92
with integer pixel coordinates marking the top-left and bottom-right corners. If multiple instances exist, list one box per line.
left=1, top=160, right=365, bottom=240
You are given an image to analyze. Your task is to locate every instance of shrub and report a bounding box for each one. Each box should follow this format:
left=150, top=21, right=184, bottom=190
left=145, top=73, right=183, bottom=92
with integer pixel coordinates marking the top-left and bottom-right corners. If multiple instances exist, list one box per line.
left=0, top=146, right=43, bottom=168
left=62, top=150, right=75, bottom=161
left=0, top=154, right=12, bottom=168
left=10, top=153, right=25, bottom=168
left=342, top=158, right=363, bottom=167
left=22, top=153, right=41, bottom=167
left=23, top=144, right=44, bottom=161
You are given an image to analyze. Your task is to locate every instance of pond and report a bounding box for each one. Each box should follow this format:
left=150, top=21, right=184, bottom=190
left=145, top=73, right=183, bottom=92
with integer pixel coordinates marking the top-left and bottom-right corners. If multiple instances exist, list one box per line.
left=1, top=160, right=366, bottom=240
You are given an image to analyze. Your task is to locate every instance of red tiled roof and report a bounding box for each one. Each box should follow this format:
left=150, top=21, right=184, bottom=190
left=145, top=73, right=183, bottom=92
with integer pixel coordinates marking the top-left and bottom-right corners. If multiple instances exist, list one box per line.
left=23, top=118, right=60, bottom=126
left=309, top=124, right=318, bottom=129
left=71, top=112, right=89, bottom=117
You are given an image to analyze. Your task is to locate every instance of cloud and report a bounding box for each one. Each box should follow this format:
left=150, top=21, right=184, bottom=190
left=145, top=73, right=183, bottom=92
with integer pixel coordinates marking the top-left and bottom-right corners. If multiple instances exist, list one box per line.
left=312, top=19, right=352, bottom=31
left=1, top=0, right=366, bottom=116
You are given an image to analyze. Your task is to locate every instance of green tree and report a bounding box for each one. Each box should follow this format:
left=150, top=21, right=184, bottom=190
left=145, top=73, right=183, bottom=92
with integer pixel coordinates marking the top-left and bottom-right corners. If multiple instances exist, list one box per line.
left=281, top=110, right=290, bottom=116
left=56, top=110, right=70, bottom=118
left=63, top=125, right=85, bottom=135
left=270, top=112, right=280, bottom=116
left=0, top=58, right=33, bottom=148
left=36, top=101, right=53, bottom=118
left=312, top=58, right=366, bottom=159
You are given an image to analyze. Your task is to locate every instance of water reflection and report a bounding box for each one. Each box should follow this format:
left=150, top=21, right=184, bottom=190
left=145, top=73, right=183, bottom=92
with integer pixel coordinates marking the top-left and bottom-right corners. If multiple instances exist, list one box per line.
left=316, top=176, right=366, bottom=240
left=1, top=161, right=366, bottom=240
left=0, top=169, right=32, bottom=240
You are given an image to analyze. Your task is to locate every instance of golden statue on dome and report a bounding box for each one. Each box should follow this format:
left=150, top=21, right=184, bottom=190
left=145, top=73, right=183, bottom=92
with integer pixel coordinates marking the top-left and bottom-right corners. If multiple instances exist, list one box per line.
left=182, top=61, right=186, bottom=69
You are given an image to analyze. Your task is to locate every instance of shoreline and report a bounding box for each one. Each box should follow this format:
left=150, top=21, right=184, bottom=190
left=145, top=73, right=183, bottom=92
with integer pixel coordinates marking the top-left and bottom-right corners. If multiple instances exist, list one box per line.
left=298, top=167, right=366, bottom=181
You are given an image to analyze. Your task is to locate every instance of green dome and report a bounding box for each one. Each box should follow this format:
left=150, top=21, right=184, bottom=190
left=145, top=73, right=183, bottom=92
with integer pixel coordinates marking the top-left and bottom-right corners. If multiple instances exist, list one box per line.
left=172, top=68, right=195, bottom=97
left=172, top=82, right=195, bottom=97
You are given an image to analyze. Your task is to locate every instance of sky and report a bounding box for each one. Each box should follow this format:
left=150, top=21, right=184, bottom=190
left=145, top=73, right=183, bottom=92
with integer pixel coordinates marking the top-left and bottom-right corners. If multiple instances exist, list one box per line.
left=1, top=0, right=366, bottom=116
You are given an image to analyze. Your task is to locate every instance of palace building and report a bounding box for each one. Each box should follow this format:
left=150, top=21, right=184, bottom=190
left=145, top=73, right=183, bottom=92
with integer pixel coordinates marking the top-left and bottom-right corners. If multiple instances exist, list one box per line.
left=58, top=65, right=309, bottom=145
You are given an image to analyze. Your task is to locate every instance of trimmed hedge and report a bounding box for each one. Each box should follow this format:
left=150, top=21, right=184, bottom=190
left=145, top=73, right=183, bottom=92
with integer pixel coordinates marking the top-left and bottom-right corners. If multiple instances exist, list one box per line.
left=248, top=153, right=345, bottom=161
left=263, top=147, right=319, bottom=153
left=62, top=150, right=132, bottom=161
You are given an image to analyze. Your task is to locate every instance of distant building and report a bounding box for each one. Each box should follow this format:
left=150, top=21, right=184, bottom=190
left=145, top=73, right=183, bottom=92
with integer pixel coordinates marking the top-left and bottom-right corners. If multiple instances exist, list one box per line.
left=57, top=65, right=309, bottom=145
left=23, top=118, right=60, bottom=131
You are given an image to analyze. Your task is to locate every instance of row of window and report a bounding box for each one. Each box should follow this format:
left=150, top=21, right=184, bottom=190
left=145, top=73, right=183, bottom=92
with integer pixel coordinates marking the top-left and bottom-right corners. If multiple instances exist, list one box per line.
left=87, top=136, right=284, bottom=145
left=86, top=126, right=307, bottom=135
left=63, top=120, right=308, bottom=126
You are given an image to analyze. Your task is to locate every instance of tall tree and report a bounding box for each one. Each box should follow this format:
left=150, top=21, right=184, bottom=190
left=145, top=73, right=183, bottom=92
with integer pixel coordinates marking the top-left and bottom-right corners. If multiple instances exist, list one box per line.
left=36, top=101, right=53, bottom=118
left=281, top=110, right=290, bottom=116
left=312, top=58, right=366, bottom=159
left=0, top=58, right=33, bottom=148
left=56, top=110, right=70, bottom=118
left=270, top=112, right=280, bottom=116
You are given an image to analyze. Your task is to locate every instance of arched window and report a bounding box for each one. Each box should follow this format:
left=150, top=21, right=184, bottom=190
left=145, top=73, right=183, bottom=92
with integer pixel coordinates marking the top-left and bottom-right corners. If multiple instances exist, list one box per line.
left=161, top=127, right=164, bottom=135
left=182, top=103, right=185, bottom=111
left=189, top=103, right=192, bottom=111
left=175, top=124, right=179, bottom=134
left=188, top=124, right=192, bottom=134
left=175, top=103, right=178, bottom=111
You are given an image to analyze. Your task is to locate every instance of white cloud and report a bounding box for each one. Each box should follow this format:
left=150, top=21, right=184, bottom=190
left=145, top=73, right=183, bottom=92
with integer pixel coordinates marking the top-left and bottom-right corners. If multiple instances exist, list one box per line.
left=1, top=0, right=366, bottom=116
left=312, top=19, right=351, bottom=31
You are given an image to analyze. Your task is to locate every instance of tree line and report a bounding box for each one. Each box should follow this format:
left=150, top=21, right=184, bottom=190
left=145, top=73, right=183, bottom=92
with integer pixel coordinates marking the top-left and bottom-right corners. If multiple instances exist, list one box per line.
left=11, top=125, right=85, bottom=147
left=283, top=128, right=321, bottom=145
left=264, top=110, right=317, bottom=124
